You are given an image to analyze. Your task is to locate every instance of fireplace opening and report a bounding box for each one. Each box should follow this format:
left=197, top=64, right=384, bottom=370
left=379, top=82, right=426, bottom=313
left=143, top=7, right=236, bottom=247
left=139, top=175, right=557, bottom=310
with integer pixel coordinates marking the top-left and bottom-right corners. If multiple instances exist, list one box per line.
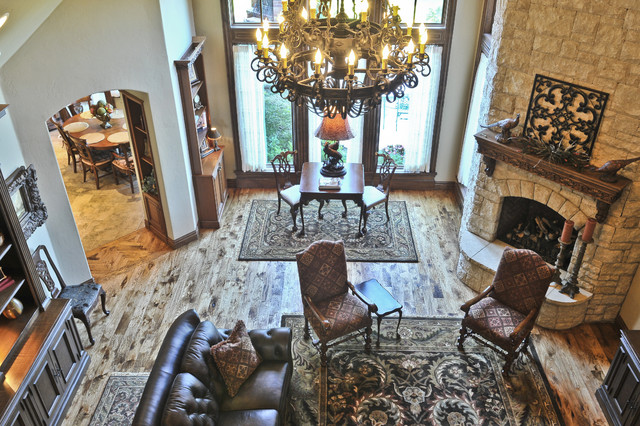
left=497, top=197, right=576, bottom=269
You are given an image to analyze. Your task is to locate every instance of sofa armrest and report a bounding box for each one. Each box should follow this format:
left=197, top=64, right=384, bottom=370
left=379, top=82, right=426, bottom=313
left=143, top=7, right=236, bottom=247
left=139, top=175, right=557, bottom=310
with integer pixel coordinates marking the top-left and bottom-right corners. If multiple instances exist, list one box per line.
left=249, top=328, right=292, bottom=363
left=132, top=310, right=201, bottom=426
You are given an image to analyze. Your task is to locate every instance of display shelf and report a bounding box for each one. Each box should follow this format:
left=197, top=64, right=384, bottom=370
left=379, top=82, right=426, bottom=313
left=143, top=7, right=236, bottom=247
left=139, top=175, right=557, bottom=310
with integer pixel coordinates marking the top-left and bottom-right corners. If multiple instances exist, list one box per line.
left=134, top=125, right=148, bottom=135
left=0, top=305, right=38, bottom=383
left=191, top=81, right=203, bottom=98
left=142, top=157, right=154, bottom=167
left=0, top=244, right=11, bottom=261
left=0, top=279, right=25, bottom=316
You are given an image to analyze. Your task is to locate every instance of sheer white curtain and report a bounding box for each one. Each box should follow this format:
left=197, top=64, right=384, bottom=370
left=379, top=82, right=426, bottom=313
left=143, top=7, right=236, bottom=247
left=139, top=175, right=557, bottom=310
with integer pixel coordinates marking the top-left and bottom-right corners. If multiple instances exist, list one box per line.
left=308, top=112, right=364, bottom=163
left=233, top=44, right=267, bottom=172
left=458, top=53, right=489, bottom=186
left=403, top=44, right=442, bottom=172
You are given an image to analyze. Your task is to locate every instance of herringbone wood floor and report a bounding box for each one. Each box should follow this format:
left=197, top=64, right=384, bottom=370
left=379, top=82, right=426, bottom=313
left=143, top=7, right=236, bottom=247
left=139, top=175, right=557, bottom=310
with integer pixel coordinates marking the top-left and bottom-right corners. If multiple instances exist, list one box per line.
left=64, top=188, right=619, bottom=425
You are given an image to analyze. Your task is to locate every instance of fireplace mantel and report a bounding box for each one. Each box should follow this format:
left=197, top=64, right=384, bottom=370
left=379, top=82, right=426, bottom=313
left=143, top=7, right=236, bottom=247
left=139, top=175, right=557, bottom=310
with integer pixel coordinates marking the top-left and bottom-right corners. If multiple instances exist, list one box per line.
left=475, top=131, right=631, bottom=222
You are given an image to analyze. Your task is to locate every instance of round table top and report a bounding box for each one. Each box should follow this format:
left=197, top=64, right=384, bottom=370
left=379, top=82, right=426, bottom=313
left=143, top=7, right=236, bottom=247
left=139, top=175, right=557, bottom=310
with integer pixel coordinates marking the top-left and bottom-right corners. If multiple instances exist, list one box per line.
left=63, top=111, right=130, bottom=150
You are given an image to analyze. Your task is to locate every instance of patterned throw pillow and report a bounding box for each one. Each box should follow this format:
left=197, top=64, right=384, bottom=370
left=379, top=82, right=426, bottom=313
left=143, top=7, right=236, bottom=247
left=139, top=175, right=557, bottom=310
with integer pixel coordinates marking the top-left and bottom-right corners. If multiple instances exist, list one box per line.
left=210, top=320, right=262, bottom=397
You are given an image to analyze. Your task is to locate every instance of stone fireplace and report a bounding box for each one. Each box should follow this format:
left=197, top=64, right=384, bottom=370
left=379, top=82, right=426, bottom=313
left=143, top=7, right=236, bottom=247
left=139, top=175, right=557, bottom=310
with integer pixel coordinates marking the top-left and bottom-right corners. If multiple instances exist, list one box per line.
left=457, top=1, right=640, bottom=329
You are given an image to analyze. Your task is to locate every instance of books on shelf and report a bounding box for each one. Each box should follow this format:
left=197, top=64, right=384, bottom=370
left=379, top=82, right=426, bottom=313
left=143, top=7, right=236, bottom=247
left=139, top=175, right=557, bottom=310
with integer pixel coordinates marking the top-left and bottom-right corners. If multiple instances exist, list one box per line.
left=319, top=177, right=341, bottom=190
left=0, top=276, right=15, bottom=292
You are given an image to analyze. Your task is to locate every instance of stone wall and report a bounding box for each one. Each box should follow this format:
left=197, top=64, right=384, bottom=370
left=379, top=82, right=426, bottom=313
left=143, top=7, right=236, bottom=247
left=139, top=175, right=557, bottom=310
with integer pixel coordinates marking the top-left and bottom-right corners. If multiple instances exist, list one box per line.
left=460, top=0, right=640, bottom=322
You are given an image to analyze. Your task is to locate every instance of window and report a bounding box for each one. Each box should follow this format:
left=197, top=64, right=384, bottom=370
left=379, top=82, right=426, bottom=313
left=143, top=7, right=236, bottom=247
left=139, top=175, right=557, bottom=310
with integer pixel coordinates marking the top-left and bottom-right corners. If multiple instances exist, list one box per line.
left=233, top=44, right=293, bottom=171
left=222, top=0, right=455, bottom=180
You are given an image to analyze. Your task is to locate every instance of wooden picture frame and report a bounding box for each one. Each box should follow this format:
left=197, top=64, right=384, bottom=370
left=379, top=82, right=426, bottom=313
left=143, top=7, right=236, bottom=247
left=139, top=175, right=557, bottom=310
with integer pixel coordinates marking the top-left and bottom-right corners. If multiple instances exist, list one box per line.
left=6, top=165, right=47, bottom=240
left=188, top=63, right=199, bottom=84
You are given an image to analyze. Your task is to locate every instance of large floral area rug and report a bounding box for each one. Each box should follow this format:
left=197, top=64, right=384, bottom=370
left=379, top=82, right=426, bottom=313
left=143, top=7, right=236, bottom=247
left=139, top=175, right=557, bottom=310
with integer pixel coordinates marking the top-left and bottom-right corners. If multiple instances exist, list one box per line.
left=282, top=315, right=563, bottom=426
left=90, top=372, right=148, bottom=425
left=239, top=200, right=418, bottom=262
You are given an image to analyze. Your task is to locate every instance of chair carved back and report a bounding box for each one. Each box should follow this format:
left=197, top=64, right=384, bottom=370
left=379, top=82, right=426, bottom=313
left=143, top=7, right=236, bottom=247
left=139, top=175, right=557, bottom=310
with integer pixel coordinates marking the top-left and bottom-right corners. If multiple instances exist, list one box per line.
left=70, top=134, right=97, bottom=164
left=374, top=152, right=397, bottom=195
left=112, top=147, right=134, bottom=171
left=491, top=247, right=555, bottom=315
left=69, top=102, right=84, bottom=115
left=296, top=240, right=349, bottom=303
left=32, top=245, right=66, bottom=298
left=271, top=150, right=297, bottom=191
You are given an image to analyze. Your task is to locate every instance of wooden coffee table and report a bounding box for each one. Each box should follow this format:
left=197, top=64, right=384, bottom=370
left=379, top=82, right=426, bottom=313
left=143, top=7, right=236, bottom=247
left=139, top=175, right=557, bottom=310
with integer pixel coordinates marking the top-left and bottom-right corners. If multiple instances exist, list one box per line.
left=298, top=162, right=365, bottom=237
left=354, top=279, right=403, bottom=346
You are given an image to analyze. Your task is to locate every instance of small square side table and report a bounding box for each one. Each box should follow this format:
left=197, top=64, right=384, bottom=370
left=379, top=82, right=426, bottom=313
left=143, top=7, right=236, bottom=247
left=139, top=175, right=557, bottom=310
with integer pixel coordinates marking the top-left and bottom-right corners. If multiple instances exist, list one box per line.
left=354, top=279, right=403, bottom=346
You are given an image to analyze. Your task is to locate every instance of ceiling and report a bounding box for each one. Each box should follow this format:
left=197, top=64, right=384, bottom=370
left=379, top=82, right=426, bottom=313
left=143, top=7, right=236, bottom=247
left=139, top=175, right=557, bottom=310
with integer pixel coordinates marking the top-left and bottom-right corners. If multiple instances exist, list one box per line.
left=0, top=0, right=62, bottom=69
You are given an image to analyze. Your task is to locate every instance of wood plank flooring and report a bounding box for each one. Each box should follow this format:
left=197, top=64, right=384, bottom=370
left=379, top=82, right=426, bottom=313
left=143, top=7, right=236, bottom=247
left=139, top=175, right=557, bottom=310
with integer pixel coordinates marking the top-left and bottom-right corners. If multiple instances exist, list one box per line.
left=63, top=189, right=620, bottom=425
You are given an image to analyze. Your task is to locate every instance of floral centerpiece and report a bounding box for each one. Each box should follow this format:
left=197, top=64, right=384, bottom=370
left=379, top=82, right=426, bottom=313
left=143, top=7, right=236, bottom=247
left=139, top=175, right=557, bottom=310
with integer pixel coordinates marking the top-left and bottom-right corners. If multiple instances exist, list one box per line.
left=90, top=100, right=114, bottom=129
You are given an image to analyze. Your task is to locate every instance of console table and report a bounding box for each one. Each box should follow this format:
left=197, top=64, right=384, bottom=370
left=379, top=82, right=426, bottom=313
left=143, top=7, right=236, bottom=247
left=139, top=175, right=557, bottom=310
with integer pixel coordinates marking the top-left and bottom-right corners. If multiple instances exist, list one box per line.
left=596, top=330, right=640, bottom=426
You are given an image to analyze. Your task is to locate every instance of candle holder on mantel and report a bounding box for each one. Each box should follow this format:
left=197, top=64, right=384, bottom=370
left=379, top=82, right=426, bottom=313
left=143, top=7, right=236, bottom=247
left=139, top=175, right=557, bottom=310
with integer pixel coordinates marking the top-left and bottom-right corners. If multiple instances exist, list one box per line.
left=559, top=218, right=597, bottom=299
left=550, top=238, right=572, bottom=287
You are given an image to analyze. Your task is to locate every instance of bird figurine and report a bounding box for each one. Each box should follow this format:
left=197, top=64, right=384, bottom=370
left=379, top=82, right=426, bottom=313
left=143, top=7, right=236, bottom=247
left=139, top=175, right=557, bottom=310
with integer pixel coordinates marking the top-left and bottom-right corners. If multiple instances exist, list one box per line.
left=595, top=157, right=640, bottom=182
left=480, top=113, right=520, bottom=143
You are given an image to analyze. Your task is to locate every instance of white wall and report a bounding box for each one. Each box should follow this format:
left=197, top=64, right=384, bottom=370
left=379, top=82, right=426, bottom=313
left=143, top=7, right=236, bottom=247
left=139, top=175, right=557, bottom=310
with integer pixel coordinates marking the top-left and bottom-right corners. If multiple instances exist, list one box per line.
left=434, top=0, right=484, bottom=182
left=0, top=0, right=198, bottom=283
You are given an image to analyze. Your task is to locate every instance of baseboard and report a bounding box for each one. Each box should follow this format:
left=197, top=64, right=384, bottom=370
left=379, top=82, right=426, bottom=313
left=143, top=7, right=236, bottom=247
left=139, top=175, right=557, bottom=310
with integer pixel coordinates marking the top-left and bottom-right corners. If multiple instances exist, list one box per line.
left=168, top=229, right=199, bottom=249
left=452, top=182, right=465, bottom=210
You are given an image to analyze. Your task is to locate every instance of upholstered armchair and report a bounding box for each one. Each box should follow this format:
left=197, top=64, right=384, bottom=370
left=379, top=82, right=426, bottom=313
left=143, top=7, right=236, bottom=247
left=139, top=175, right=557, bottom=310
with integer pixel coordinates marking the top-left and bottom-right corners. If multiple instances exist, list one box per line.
left=271, top=150, right=302, bottom=233
left=362, top=152, right=397, bottom=233
left=458, top=247, right=555, bottom=375
left=296, top=240, right=375, bottom=366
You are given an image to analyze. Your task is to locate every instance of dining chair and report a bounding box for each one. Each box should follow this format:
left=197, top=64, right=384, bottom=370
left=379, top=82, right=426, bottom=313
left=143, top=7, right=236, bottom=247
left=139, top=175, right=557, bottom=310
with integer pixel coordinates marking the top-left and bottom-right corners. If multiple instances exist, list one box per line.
left=32, top=245, right=110, bottom=345
left=52, top=122, right=80, bottom=173
left=361, top=152, right=397, bottom=233
left=112, top=146, right=136, bottom=193
left=271, top=150, right=303, bottom=233
left=296, top=240, right=375, bottom=366
left=458, top=247, right=555, bottom=375
left=68, top=102, right=84, bottom=115
left=58, top=106, right=72, bottom=122
left=69, top=134, right=114, bottom=189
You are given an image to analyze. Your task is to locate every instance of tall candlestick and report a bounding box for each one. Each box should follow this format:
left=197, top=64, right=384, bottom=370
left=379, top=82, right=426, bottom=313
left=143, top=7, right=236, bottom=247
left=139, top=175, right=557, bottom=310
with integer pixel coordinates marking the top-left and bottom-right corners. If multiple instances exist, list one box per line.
left=582, top=218, right=596, bottom=242
left=560, top=220, right=574, bottom=244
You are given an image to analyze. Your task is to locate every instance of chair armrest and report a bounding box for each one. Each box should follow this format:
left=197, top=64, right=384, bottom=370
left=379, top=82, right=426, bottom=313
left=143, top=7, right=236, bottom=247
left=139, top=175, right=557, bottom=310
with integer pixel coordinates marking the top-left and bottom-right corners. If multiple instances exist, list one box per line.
left=460, top=285, right=494, bottom=313
left=347, top=281, right=378, bottom=313
left=510, top=308, right=538, bottom=341
left=303, top=295, right=331, bottom=330
left=249, top=327, right=292, bottom=363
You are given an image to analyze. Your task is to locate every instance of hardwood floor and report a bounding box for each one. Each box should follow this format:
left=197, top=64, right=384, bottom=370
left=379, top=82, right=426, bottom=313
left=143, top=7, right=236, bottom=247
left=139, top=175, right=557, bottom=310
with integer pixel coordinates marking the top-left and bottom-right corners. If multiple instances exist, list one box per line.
left=63, top=188, right=619, bottom=425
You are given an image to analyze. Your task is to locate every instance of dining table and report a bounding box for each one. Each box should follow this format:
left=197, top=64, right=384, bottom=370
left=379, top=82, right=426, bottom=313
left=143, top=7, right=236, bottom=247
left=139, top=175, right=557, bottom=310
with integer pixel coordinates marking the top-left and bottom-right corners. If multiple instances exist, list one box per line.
left=62, top=109, right=131, bottom=151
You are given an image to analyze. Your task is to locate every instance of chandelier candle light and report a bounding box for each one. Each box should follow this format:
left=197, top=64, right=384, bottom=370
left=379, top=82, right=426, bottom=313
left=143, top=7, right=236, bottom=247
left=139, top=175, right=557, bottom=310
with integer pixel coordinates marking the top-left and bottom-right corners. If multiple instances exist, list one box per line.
left=252, top=0, right=431, bottom=118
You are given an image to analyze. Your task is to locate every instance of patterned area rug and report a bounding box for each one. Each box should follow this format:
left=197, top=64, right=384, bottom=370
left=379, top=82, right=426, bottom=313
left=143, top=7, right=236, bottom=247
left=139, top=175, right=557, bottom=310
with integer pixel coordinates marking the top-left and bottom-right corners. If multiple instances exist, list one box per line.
left=91, top=372, right=148, bottom=425
left=282, top=315, right=563, bottom=426
left=239, top=200, right=418, bottom=262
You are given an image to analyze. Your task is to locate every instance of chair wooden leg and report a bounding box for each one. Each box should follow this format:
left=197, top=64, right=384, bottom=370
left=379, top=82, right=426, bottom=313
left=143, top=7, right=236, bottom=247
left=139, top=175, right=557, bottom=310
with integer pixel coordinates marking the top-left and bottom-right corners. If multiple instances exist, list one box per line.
left=277, top=196, right=282, bottom=215
left=341, top=200, right=348, bottom=218
left=457, top=324, right=468, bottom=349
left=299, top=204, right=304, bottom=233
left=128, top=174, right=134, bottom=194
left=362, top=210, right=370, bottom=234
left=289, top=205, right=298, bottom=232
left=320, top=341, right=328, bottom=366
left=304, top=316, right=311, bottom=340
left=385, top=200, right=390, bottom=222
left=114, top=169, right=120, bottom=185
left=100, top=288, right=110, bottom=315
left=78, top=313, right=95, bottom=346
left=503, top=350, right=516, bottom=376
left=364, top=322, right=372, bottom=353
left=94, top=168, right=100, bottom=190
left=72, top=156, right=77, bottom=173
left=82, top=164, right=88, bottom=182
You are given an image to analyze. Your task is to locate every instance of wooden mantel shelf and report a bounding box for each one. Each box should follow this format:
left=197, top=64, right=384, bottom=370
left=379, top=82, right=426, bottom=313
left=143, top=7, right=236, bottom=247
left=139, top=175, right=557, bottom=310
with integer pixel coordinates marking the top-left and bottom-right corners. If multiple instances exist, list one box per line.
left=474, top=130, right=632, bottom=223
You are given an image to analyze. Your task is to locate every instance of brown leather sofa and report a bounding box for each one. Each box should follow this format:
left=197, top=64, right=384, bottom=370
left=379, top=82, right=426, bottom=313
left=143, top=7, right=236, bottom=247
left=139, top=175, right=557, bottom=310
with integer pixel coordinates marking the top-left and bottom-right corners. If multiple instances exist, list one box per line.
left=132, top=310, right=292, bottom=425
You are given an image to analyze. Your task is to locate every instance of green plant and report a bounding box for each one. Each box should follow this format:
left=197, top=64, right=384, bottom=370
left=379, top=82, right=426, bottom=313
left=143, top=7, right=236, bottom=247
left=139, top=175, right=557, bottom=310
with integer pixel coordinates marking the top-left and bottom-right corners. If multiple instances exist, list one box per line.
left=142, top=174, right=158, bottom=195
left=264, top=86, right=293, bottom=163
left=519, top=135, right=590, bottom=170
left=381, top=144, right=405, bottom=166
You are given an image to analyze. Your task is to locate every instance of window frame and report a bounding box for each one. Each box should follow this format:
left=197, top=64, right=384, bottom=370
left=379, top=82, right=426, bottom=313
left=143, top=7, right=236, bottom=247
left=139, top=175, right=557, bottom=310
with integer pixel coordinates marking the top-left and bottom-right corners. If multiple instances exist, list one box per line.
left=221, top=0, right=457, bottom=185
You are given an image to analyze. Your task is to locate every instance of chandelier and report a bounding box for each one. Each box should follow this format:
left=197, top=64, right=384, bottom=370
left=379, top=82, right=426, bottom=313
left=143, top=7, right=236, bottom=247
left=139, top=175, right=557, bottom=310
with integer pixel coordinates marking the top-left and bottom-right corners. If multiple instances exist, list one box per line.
left=252, top=0, right=431, bottom=119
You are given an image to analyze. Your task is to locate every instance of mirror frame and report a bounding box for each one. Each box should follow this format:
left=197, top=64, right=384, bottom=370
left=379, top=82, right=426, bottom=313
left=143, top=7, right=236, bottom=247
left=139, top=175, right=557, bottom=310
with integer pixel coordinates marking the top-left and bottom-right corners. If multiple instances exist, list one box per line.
left=6, top=165, right=47, bottom=240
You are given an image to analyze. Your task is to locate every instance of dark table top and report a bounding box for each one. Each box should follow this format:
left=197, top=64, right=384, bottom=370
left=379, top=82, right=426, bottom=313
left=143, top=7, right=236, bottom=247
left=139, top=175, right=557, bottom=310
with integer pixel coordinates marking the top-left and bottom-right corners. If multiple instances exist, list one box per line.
left=299, top=162, right=364, bottom=200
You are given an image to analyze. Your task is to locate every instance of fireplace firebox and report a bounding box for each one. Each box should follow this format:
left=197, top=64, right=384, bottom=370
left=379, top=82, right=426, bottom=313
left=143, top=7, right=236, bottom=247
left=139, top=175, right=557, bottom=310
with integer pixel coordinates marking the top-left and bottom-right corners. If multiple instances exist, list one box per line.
left=496, top=197, right=576, bottom=269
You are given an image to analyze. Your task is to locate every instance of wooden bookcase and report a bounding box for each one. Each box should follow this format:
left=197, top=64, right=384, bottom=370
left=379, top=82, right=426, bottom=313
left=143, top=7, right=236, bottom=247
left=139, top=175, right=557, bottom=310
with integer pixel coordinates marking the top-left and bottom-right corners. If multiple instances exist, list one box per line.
left=122, top=91, right=168, bottom=240
left=175, top=36, right=228, bottom=229
left=0, top=158, right=88, bottom=425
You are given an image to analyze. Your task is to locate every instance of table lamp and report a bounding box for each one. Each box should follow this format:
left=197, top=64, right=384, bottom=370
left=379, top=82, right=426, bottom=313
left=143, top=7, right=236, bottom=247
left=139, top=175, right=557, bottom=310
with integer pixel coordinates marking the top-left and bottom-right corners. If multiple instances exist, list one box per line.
left=315, top=115, right=354, bottom=177
left=207, top=127, right=222, bottom=152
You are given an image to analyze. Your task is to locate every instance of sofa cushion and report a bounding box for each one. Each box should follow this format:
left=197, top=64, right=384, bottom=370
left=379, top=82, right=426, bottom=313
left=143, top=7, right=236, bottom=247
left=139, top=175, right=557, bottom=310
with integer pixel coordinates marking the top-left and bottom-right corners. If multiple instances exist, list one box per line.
left=210, top=320, right=262, bottom=397
left=219, top=361, right=289, bottom=412
left=218, top=409, right=279, bottom=426
left=161, top=373, right=219, bottom=426
left=181, top=321, right=224, bottom=387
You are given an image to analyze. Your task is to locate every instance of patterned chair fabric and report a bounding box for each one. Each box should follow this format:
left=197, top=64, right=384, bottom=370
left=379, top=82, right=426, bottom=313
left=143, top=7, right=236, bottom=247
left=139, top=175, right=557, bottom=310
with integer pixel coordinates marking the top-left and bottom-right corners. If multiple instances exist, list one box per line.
left=296, top=239, right=349, bottom=302
left=491, top=248, right=554, bottom=315
left=458, top=247, right=555, bottom=375
left=296, top=240, right=373, bottom=365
